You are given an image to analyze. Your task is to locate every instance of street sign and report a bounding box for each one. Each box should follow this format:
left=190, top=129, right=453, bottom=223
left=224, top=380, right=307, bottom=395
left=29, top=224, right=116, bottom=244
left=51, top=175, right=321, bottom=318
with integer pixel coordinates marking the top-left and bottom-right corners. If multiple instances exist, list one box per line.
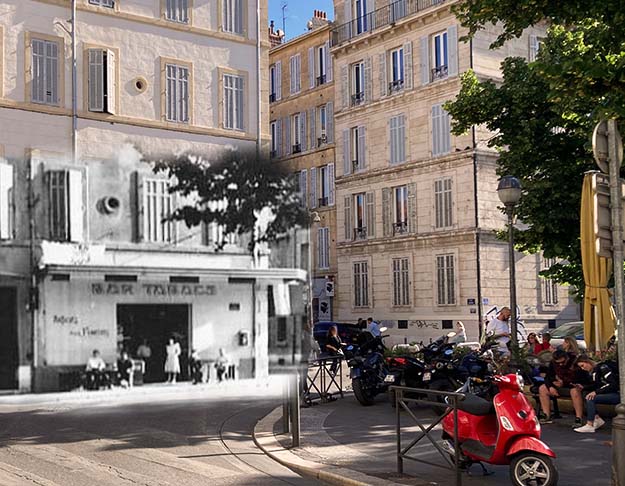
left=591, top=171, right=625, bottom=258
left=593, top=120, right=623, bottom=173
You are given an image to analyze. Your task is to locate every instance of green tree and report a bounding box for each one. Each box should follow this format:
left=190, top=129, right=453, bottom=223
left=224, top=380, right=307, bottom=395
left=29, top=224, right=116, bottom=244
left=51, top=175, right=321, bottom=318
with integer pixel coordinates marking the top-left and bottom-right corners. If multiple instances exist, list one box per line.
left=150, top=149, right=309, bottom=253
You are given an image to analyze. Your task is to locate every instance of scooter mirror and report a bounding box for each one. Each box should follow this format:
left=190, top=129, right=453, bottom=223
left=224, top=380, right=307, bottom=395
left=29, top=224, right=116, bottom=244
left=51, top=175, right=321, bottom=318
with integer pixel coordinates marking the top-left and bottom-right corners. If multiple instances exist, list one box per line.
left=379, top=327, right=388, bottom=333
left=446, top=331, right=457, bottom=338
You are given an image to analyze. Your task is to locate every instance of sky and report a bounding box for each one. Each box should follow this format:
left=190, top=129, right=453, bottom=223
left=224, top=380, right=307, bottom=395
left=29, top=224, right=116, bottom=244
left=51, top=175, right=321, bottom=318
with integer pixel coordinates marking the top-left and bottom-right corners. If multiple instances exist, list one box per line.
left=268, top=0, right=335, bottom=40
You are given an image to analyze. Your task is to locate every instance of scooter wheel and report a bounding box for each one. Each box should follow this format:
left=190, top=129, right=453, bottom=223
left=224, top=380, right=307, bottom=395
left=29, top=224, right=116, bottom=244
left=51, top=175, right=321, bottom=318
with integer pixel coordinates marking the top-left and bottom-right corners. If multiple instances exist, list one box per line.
left=510, top=452, right=558, bottom=486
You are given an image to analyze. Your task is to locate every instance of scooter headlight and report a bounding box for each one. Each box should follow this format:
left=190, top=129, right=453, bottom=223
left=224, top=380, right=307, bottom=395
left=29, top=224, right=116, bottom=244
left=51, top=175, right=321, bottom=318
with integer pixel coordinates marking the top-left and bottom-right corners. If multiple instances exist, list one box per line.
left=500, top=416, right=514, bottom=431
left=517, top=374, right=525, bottom=391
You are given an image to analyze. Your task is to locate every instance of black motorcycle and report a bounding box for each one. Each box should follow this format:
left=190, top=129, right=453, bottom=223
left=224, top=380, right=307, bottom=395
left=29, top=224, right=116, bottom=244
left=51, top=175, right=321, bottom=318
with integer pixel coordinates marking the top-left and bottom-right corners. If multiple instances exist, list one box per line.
left=345, top=328, right=391, bottom=406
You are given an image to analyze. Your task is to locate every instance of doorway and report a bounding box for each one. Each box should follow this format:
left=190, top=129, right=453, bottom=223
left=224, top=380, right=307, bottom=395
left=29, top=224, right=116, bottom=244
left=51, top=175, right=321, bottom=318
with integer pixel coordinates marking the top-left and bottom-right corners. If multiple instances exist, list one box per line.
left=0, top=288, right=18, bottom=389
left=117, top=304, right=191, bottom=383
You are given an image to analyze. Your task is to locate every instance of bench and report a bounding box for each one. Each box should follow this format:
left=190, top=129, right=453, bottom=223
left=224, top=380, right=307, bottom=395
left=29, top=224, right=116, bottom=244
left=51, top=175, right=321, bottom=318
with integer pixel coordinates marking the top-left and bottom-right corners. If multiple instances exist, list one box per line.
left=525, top=386, right=617, bottom=418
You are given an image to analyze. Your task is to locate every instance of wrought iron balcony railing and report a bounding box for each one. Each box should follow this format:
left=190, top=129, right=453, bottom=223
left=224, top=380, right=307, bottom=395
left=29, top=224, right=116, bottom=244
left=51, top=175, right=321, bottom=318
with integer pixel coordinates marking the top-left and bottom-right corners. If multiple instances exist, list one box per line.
left=393, top=221, right=408, bottom=235
left=351, top=92, right=365, bottom=106
left=354, top=227, right=368, bottom=240
left=431, top=64, right=449, bottom=81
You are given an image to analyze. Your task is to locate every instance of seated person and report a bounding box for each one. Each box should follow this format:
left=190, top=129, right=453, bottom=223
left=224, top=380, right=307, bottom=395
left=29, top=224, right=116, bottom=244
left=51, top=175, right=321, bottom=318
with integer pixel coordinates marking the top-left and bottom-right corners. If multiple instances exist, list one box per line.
left=574, top=356, right=620, bottom=433
left=116, top=351, right=134, bottom=388
left=215, top=348, right=231, bottom=382
left=190, top=349, right=203, bottom=385
left=537, top=349, right=590, bottom=427
left=85, top=349, right=107, bottom=390
left=536, top=333, right=555, bottom=353
left=325, top=326, right=344, bottom=375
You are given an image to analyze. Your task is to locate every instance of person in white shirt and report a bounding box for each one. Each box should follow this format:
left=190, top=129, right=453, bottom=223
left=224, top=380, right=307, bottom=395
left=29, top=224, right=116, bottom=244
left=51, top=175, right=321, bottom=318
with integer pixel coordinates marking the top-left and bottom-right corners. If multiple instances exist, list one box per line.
left=486, top=308, right=511, bottom=355
left=448, top=321, right=467, bottom=344
left=367, top=317, right=381, bottom=337
left=85, top=349, right=107, bottom=389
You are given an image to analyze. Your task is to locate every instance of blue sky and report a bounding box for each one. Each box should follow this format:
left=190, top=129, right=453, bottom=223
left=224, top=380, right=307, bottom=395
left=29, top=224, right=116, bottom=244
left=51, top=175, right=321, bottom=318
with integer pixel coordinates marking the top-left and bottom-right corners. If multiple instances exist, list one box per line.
left=269, top=0, right=335, bottom=40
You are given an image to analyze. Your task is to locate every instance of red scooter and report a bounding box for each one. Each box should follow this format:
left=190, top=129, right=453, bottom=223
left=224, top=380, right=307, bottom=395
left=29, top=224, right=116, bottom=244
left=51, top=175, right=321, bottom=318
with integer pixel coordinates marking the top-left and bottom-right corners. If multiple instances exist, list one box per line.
left=442, top=373, right=558, bottom=486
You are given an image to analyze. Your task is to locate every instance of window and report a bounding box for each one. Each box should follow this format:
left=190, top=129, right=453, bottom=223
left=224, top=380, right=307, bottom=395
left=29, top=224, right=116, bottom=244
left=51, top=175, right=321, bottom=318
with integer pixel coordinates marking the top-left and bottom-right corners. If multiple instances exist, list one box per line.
left=543, top=257, right=559, bottom=305
left=291, top=113, right=302, bottom=153
left=165, top=63, right=189, bottom=123
left=222, top=0, right=244, bottom=34
left=318, top=227, right=330, bottom=270
left=289, top=55, right=301, bottom=94
left=165, top=0, right=189, bottom=23
left=434, top=178, right=453, bottom=229
left=299, top=170, right=307, bottom=207
left=269, top=63, right=280, bottom=102
left=353, top=261, right=369, bottom=307
left=89, top=0, right=114, bottom=7
left=318, top=164, right=334, bottom=207
left=354, top=0, right=368, bottom=34
left=436, top=254, right=456, bottom=305
left=87, top=48, right=116, bottom=114
left=432, top=31, right=448, bottom=80
left=354, top=193, right=366, bottom=239
left=31, top=37, right=60, bottom=106
left=389, top=114, right=406, bottom=164
left=316, top=44, right=327, bottom=86
left=48, top=170, right=84, bottom=242
left=529, top=35, right=545, bottom=62
left=392, top=257, right=410, bottom=306
left=318, top=104, right=327, bottom=144
left=350, top=126, right=365, bottom=171
left=0, top=162, right=14, bottom=239
left=270, top=121, right=278, bottom=157
left=204, top=220, right=238, bottom=247
left=393, top=185, right=408, bottom=235
left=431, top=103, right=451, bottom=155
left=143, top=179, right=174, bottom=243
left=277, top=317, right=288, bottom=343
left=223, top=73, right=244, bottom=130
left=351, top=61, right=364, bottom=106
left=344, top=191, right=374, bottom=240
left=389, top=47, right=404, bottom=92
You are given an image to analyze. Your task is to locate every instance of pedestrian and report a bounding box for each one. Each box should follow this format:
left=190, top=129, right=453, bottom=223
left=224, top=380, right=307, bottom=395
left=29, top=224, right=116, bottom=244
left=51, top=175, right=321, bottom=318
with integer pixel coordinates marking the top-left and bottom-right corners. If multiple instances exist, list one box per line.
left=164, top=337, right=181, bottom=383
left=448, top=321, right=467, bottom=344
left=215, top=348, right=230, bottom=382
left=325, top=326, right=344, bottom=375
left=85, top=349, right=107, bottom=390
left=356, top=317, right=365, bottom=330
left=537, top=349, right=588, bottom=427
left=574, top=356, right=620, bottom=433
left=367, top=317, right=381, bottom=337
left=486, top=307, right=511, bottom=356
left=136, top=338, right=152, bottom=381
left=190, top=349, right=203, bottom=384
left=117, top=351, right=134, bottom=388
left=526, top=333, right=541, bottom=355
left=561, top=336, right=581, bottom=356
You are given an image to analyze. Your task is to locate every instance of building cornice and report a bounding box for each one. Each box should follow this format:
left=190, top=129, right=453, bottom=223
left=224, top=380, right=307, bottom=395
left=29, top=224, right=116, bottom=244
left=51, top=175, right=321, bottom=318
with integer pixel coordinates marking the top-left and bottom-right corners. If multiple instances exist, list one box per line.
left=269, top=24, right=332, bottom=55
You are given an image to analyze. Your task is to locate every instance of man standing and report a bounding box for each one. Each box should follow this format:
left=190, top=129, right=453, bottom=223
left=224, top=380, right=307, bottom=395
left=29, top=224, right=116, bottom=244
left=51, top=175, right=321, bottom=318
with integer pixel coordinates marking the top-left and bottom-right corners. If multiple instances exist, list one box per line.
left=367, top=317, right=381, bottom=337
left=486, top=307, right=511, bottom=355
left=136, top=338, right=152, bottom=382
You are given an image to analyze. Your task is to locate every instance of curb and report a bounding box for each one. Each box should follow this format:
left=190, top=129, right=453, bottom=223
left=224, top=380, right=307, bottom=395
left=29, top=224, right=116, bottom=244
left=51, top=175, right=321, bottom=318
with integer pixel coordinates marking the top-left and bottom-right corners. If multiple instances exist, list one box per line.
left=253, top=406, right=408, bottom=486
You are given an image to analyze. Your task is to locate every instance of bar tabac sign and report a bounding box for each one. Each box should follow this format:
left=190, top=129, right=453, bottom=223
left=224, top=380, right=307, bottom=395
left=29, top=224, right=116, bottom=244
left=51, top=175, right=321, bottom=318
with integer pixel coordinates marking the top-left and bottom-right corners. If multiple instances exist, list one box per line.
left=91, top=283, right=217, bottom=297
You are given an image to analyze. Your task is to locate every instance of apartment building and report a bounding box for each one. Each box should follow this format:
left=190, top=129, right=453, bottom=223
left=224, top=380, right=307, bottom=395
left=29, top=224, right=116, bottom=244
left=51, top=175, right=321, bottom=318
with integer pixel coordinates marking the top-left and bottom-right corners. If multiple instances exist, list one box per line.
left=330, top=0, right=578, bottom=345
left=269, top=11, right=338, bottom=323
left=0, top=0, right=307, bottom=392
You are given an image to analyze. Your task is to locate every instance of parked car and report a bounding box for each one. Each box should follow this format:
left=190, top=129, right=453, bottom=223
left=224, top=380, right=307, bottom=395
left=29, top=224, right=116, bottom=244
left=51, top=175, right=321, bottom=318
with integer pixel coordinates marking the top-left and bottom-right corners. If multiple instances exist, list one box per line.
left=313, top=321, right=363, bottom=350
left=540, top=321, right=586, bottom=351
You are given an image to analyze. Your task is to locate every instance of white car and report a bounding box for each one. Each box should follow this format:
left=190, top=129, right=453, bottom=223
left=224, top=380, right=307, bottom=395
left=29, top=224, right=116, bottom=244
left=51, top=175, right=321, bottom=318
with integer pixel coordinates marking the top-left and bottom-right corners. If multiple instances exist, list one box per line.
left=540, top=321, right=586, bottom=351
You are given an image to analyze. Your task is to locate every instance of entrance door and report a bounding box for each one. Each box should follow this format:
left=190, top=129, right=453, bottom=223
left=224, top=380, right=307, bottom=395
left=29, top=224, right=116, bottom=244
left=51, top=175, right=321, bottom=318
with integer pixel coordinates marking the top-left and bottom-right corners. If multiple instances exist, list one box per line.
left=117, top=304, right=190, bottom=383
left=0, top=288, right=18, bottom=389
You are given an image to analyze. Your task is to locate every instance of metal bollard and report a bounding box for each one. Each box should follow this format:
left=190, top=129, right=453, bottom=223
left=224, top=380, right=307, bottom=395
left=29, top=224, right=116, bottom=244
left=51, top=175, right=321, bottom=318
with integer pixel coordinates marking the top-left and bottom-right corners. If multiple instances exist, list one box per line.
left=282, top=375, right=290, bottom=434
left=289, top=372, right=300, bottom=447
left=613, top=403, right=625, bottom=485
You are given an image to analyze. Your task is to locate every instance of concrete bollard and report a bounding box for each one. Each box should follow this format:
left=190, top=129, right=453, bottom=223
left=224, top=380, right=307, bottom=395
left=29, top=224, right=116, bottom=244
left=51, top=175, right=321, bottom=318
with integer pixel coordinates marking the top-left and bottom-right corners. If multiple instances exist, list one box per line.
left=613, top=403, right=625, bottom=486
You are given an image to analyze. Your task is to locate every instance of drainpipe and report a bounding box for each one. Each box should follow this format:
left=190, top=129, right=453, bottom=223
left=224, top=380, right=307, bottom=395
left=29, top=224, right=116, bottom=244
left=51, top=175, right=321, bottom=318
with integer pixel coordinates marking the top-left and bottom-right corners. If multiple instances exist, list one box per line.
left=256, top=0, right=262, bottom=156
left=71, top=0, right=78, bottom=164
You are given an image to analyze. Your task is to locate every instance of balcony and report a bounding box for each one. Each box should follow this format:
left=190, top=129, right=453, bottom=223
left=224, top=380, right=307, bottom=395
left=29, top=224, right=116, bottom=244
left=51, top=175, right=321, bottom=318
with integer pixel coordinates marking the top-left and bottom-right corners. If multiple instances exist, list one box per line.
left=388, top=79, right=404, bottom=93
left=351, top=159, right=361, bottom=172
left=331, top=0, right=446, bottom=47
left=317, top=134, right=328, bottom=147
left=292, top=144, right=302, bottom=154
left=351, top=92, right=365, bottom=106
left=318, top=196, right=329, bottom=207
left=269, top=93, right=276, bottom=103
left=316, top=74, right=327, bottom=86
left=431, top=65, right=448, bottom=81
left=393, top=221, right=408, bottom=235
left=353, top=227, right=367, bottom=240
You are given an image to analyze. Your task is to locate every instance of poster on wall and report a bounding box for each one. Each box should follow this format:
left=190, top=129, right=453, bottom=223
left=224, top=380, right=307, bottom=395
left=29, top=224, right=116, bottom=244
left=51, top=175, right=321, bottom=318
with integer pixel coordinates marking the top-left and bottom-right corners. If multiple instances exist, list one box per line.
left=318, top=298, right=332, bottom=321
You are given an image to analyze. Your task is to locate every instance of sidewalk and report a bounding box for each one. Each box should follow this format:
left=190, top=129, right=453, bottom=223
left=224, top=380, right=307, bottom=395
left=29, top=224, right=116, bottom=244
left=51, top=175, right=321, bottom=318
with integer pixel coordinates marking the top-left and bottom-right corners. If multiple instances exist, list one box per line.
left=255, top=391, right=614, bottom=486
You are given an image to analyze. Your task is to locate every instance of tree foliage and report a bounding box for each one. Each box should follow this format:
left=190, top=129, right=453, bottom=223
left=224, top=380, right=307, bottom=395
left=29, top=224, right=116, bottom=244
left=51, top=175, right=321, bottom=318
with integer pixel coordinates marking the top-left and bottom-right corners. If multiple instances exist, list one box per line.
left=149, top=149, right=309, bottom=253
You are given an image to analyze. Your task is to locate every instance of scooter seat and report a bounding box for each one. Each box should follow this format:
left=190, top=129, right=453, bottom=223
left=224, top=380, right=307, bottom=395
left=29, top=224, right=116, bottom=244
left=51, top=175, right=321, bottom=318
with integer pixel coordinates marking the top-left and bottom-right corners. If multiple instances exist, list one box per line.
left=457, top=393, right=495, bottom=416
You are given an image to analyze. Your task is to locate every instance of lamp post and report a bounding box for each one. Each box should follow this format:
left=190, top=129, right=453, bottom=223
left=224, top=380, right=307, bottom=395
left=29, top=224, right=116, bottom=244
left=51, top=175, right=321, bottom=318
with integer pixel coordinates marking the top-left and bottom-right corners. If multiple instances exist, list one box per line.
left=497, top=176, right=522, bottom=349
left=308, top=211, right=321, bottom=332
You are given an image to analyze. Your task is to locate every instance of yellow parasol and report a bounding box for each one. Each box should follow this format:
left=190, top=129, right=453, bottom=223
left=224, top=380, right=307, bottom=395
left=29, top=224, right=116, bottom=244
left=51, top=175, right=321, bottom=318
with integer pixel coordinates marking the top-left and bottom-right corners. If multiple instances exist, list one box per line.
left=581, top=172, right=617, bottom=350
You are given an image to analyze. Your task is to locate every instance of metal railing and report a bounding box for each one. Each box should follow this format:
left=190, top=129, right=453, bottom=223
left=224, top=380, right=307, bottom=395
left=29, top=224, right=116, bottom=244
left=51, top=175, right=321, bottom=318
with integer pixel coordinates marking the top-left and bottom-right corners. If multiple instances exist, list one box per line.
left=316, top=74, right=327, bottom=86
left=392, top=385, right=465, bottom=486
left=352, top=159, right=361, bottom=172
left=331, top=0, right=446, bottom=46
left=318, top=196, right=329, bottom=207
left=389, top=79, right=404, bottom=93
left=393, top=221, right=408, bottom=235
left=353, top=227, right=367, bottom=240
left=292, top=143, right=302, bottom=154
left=303, top=355, right=344, bottom=404
left=269, top=93, right=276, bottom=103
left=317, top=134, right=328, bottom=147
left=431, top=65, right=449, bottom=81
left=351, top=92, right=365, bottom=106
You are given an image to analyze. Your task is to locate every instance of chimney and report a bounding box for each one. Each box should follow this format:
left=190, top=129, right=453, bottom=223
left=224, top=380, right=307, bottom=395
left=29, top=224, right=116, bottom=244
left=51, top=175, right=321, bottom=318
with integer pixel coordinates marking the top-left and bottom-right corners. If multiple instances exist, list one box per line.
left=309, top=9, right=329, bottom=29
left=268, top=20, right=284, bottom=48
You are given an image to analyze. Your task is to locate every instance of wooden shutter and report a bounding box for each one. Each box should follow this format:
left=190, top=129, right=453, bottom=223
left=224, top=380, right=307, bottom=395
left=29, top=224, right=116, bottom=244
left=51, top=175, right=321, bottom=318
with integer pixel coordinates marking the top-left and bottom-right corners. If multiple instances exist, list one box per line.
left=285, top=116, right=291, bottom=155
left=432, top=104, right=441, bottom=155
left=343, top=128, right=351, bottom=175
left=364, top=57, right=372, bottom=102
left=447, top=25, right=458, bottom=77
left=358, top=126, right=366, bottom=169
left=275, top=119, right=282, bottom=157
left=407, top=182, right=417, bottom=234
left=366, top=191, right=375, bottom=238
left=326, top=102, right=334, bottom=143
left=442, top=108, right=451, bottom=153
left=106, top=49, right=117, bottom=114
left=325, top=41, right=332, bottom=82
left=390, top=116, right=397, bottom=164
left=420, top=36, right=430, bottom=85
left=379, top=52, right=387, bottom=97
left=275, top=60, right=282, bottom=100
left=343, top=0, right=351, bottom=27
left=341, top=65, right=349, bottom=108
left=309, top=47, right=315, bottom=88
left=0, top=162, right=14, bottom=239
left=300, top=111, right=307, bottom=151
left=403, top=41, right=413, bottom=89
left=310, top=108, right=317, bottom=147
left=88, top=49, right=104, bottom=112
left=317, top=228, right=323, bottom=270
left=289, top=56, right=296, bottom=94
left=398, top=114, right=406, bottom=162
left=309, top=167, right=317, bottom=208
left=68, top=169, right=84, bottom=242
left=328, top=163, right=335, bottom=206
left=382, top=187, right=391, bottom=237
left=299, top=169, right=307, bottom=207
left=296, top=55, right=301, bottom=92
left=344, top=195, right=353, bottom=240
left=48, top=41, right=59, bottom=104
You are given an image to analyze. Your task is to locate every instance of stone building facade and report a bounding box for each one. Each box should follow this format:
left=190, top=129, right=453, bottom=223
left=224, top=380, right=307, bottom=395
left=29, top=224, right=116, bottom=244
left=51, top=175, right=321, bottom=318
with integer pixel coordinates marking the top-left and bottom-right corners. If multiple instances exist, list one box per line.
left=330, top=0, right=578, bottom=345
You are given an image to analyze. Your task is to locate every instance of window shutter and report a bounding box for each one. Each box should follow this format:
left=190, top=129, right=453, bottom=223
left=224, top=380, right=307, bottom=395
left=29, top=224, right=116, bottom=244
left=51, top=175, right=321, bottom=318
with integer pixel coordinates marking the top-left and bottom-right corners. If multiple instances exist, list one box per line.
left=408, top=182, right=417, bottom=234
left=309, top=166, right=317, bottom=208
left=289, top=56, right=295, bottom=94
left=326, top=102, right=334, bottom=143
left=364, top=57, right=372, bottom=102
left=442, top=108, right=451, bottom=153
left=344, top=195, right=353, bottom=240
left=310, top=108, right=316, bottom=147
left=285, top=116, right=291, bottom=155
left=317, top=228, right=323, bottom=270
left=299, top=169, right=307, bottom=207
left=0, top=162, right=14, bottom=239
left=31, top=39, right=44, bottom=103
left=398, top=114, right=406, bottom=163
left=296, top=55, right=301, bottom=92
left=308, top=47, right=315, bottom=89
left=275, top=119, right=282, bottom=157
left=447, top=25, right=458, bottom=77
left=367, top=0, right=376, bottom=28
left=341, top=65, right=349, bottom=108
left=106, top=49, right=117, bottom=114
left=88, top=49, right=104, bottom=112
left=300, top=111, right=307, bottom=151
left=358, top=126, right=366, bottom=168
left=366, top=191, right=375, bottom=238
left=529, top=34, right=539, bottom=62
left=275, top=61, right=282, bottom=100
left=382, top=187, right=391, bottom=237
left=133, top=172, right=144, bottom=242
left=432, top=104, right=441, bottom=155
left=445, top=178, right=453, bottom=227
left=325, top=41, right=332, bottom=82
left=420, top=36, right=430, bottom=85
left=48, top=41, right=59, bottom=104
left=403, top=41, right=413, bottom=89
left=68, top=169, right=84, bottom=242
left=343, top=0, right=351, bottom=28
left=379, top=52, right=387, bottom=97
left=343, top=128, right=351, bottom=175
left=328, top=163, right=335, bottom=206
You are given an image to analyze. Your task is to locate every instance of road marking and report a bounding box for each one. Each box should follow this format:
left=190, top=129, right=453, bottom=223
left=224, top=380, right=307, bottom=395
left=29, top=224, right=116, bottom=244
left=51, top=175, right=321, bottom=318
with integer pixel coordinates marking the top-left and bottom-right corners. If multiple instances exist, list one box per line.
left=0, top=461, right=63, bottom=486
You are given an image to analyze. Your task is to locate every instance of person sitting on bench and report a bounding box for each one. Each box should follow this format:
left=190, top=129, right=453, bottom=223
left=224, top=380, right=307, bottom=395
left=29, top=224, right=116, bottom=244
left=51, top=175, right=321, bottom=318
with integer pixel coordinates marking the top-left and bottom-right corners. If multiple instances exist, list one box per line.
left=574, top=356, right=620, bottom=433
left=215, top=348, right=231, bottom=382
left=116, top=351, right=134, bottom=388
left=86, top=349, right=108, bottom=390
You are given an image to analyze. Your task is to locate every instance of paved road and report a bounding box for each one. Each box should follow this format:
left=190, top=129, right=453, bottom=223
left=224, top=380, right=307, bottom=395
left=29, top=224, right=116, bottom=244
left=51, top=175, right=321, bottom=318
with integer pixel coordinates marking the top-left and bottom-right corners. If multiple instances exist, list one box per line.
left=0, top=393, right=323, bottom=486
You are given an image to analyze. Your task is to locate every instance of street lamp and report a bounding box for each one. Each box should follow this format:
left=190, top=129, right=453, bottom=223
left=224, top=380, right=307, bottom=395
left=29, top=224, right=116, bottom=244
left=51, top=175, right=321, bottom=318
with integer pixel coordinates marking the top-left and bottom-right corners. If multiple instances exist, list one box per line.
left=497, top=176, right=522, bottom=349
left=308, top=211, right=321, bottom=331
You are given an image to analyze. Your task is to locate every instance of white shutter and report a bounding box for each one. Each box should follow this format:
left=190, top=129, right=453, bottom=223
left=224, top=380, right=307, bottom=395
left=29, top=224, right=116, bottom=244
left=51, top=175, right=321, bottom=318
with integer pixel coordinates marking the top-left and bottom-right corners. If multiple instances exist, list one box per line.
left=299, top=169, right=307, bottom=207
left=529, top=34, right=539, bottom=61
left=366, top=191, right=375, bottom=237
left=300, top=111, right=307, bottom=151
left=390, top=116, right=397, bottom=164
left=328, top=163, right=335, bottom=206
left=325, top=41, right=332, bottom=82
left=442, top=108, right=451, bottom=154
left=398, top=114, right=406, bottom=163
left=447, top=25, right=458, bottom=77
left=343, top=129, right=351, bottom=175
left=106, top=49, right=117, bottom=114
left=296, top=55, right=301, bottom=92
left=317, top=228, right=323, bottom=270
left=310, top=167, right=317, bottom=208
left=432, top=104, right=441, bottom=155
left=309, top=47, right=315, bottom=88
left=290, top=56, right=296, bottom=94
left=310, top=108, right=317, bottom=147
left=344, top=195, right=353, bottom=240
left=358, top=126, right=366, bottom=169
left=403, top=41, right=413, bottom=89
left=68, top=169, right=84, bottom=242
left=343, top=0, right=351, bottom=27
left=364, top=57, right=372, bottom=102
left=407, top=182, right=417, bottom=234
left=48, top=41, right=59, bottom=105
left=341, top=65, right=349, bottom=108
left=420, top=36, right=430, bottom=85
left=0, top=162, right=14, bottom=239
left=379, top=52, right=387, bottom=97
left=285, top=116, right=291, bottom=155
left=326, top=102, right=334, bottom=143
left=275, top=61, right=282, bottom=100
left=88, top=49, right=104, bottom=112
left=275, top=119, right=282, bottom=157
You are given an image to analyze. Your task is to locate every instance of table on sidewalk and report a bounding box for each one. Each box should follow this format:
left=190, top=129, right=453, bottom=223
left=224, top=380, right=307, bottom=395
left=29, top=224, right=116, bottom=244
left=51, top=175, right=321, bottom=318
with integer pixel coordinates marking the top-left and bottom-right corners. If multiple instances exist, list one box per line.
left=303, top=355, right=344, bottom=404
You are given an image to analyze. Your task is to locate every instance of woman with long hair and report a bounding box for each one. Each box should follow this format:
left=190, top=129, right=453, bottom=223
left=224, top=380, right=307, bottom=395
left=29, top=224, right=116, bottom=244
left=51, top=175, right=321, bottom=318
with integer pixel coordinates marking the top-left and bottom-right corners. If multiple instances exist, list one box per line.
left=562, top=336, right=581, bottom=356
left=574, top=356, right=620, bottom=433
left=526, top=333, right=540, bottom=355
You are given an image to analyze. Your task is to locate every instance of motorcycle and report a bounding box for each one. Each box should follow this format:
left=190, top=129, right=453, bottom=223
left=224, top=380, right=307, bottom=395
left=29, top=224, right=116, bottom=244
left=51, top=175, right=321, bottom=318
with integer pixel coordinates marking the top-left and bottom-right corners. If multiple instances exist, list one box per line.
left=345, top=328, right=391, bottom=406
left=442, top=373, right=558, bottom=486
